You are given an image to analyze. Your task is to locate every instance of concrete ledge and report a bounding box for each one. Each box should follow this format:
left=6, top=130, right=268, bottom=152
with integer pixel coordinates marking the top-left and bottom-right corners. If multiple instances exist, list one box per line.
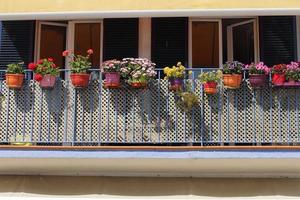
left=0, top=149, right=300, bottom=178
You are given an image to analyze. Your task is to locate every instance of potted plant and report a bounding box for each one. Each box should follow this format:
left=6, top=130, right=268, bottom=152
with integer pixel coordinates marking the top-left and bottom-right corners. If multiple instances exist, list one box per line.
left=222, top=61, right=244, bottom=89
left=163, top=62, right=185, bottom=91
left=28, top=58, right=59, bottom=89
left=120, top=58, right=156, bottom=89
left=102, top=59, right=121, bottom=89
left=272, top=64, right=287, bottom=86
left=63, top=49, right=93, bottom=88
left=198, top=70, right=222, bottom=95
left=5, top=62, right=24, bottom=89
left=285, top=62, right=300, bottom=86
left=245, top=62, right=270, bottom=88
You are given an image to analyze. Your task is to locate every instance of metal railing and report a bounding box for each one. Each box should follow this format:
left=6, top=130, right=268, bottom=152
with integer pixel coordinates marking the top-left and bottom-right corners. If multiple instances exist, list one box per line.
left=0, top=68, right=299, bottom=146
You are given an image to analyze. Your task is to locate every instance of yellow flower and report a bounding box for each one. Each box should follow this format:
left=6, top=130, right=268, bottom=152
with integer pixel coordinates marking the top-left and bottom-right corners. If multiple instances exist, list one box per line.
left=188, top=71, right=193, bottom=75
left=177, top=62, right=182, bottom=67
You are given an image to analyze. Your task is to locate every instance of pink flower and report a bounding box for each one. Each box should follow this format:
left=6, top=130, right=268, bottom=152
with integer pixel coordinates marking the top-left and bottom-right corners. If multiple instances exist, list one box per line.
left=34, top=73, right=43, bottom=82
left=87, top=49, right=94, bottom=55
left=52, top=63, right=57, bottom=68
left=28, top=63, right=36, bottom=70
left=48, top=57, right=54, bottom=62
left=62, top=50, right=69, bottom=57
left=38, top=59, right=44, bottom=64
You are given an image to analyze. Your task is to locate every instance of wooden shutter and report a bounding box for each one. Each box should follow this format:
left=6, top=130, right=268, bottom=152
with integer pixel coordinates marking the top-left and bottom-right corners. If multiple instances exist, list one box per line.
left=103, top=18, right=138, bottom=61
left=152, top=17, right=188, bottom=68
left=0, top=21, right=35, bottom=69
left=259, top=16, right=297, bottom=66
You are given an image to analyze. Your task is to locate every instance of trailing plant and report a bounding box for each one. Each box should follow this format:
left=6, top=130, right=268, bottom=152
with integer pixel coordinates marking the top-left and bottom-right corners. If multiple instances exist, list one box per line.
left=7, top=62, right=24, bottom=74
left=222, top=61, right=244, bottom=74
left=175, top=81, right=198, bottom=112
left=102, top=59, right=121, bottom=73
left=63, top=49, right=93, bottom=73
left=245, top=62, right=270, bottom=75
left=198, top=70, right=223, bottom=83
left=120, top=58, right=156, bottom=84
left=28, top=58, right=59, bottom=82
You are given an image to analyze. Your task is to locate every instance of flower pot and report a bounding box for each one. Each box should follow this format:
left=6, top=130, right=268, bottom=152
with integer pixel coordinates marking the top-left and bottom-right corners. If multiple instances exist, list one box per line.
left=272, top=73, right=285, bottom=86
left=169, top=78, right=183, bottom=91
left=249, top=74, right=267, bottom=88
left=39, top=74, right=56, bottom=89
left=70, top=73, right=90, bottom=88
left=104, top=72, right=120, bottom=89
left=5, top=74, right=24, bottom=89
left=223, top=74, right=242, bottom=89
left=203, top=82, right=218, bottom=95
left=130, top=82, right=147, bottom=89
left=285, top=80, right=297, bottom=86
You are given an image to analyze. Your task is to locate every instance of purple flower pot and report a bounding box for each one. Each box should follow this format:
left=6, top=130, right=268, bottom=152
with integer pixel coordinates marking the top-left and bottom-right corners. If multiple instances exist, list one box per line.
left=170, top=78, right=183, bottom=91
left=104, top=72, right=120, bottom=89
left=249, top=74, right=267, bottom=88
left=39, top=75, right=56, bottom=89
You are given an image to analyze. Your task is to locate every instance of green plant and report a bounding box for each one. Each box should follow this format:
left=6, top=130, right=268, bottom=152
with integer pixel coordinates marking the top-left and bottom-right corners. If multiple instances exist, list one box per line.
left=175, top=81, right=198, bottom=112
left=63, top=49, right=93, bottom=73
left=286, top=62, right=300, bottom=81
left=28, top=58, right=59, bottom=81
left=6, top=62, right=24, bottom=74
left=198, top=70, right=222, bottom=83
left=222, top=61, right=244, bottom=74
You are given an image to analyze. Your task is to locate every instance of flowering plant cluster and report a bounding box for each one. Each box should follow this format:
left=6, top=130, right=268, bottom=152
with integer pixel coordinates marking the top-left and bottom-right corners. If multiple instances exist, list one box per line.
left=120, top=58, right=157, bottom=84
left=28, top=58, right=59, bottom=82
left=7, top=62, right=24, bottom=74
left=63, top=49, right=93, bottom=73
left=285, top=62, right=300, bottom=81
left=163, top=62, right=186, bottom=79
left=198, top=70, right=223, bottom=83
left=222, top=61, right=244, bottom=74
left=101, top=59, right=121, bottom=73
left=272, top=64, right=287, bottom=74
left=245, top=62, right=270, bottom=75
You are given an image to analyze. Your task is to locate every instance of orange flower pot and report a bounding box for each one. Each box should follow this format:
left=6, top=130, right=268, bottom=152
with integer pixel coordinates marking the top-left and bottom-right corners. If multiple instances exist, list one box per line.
left=5, top=74, right=24, bottom=89
left=130, top=82, right=147, bottom=89
left=203, top=82, right=218, bottom=95
left=70, top=73, right=90, bottom=88
left=223, top=74, right=242, bottom=89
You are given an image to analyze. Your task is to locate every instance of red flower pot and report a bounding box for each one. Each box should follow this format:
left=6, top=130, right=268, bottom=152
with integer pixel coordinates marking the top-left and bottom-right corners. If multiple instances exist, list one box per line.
left=70, top=73, right=90, bottom=88
left=203, top=82, right=218, bottom=95
left=5, top=74, right=24, bottom=89
left=39, top=74, right=56, bottom=89
left=169, top=78, right=183, bottom=91
left=249, top=74, right=267, bottom=88
left=104, top=72, right=120, bottom=89
left=130, top=82, right=147, bottom=89
left=272, top=73, right=285, bottom=85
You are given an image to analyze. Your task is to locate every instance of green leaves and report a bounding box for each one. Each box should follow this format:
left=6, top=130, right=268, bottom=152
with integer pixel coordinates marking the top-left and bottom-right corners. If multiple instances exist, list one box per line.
left=6, top=62, right=24, bottom=74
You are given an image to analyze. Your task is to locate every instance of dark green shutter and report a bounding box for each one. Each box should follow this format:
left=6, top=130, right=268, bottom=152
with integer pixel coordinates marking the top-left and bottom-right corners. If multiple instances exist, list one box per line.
left=0, top=21, right=35, bottom=69
left=103, top=18, right=139, bottom=60
left=151, top=17, right=188, bottom=68
left=259, top=16, right=297, bottom=66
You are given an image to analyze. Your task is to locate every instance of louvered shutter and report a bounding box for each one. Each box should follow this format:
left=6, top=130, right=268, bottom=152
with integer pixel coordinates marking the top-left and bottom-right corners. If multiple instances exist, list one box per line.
left=259, top=16, right=297, bottom=66
left=0, top=21, right=35, bottom=69
left=151, top=17, right=188, bottom=68
left=103, top=18, right=138, bottom=61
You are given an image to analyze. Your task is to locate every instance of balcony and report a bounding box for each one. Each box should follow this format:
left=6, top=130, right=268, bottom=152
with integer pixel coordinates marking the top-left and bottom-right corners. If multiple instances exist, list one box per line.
left=0, top=69, right=299, bottom=147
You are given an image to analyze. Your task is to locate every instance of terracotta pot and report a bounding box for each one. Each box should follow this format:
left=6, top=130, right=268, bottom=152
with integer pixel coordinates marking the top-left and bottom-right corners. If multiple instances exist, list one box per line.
left=223, top=74, right=242, bottom=89
left=169, top=78, right=183, bottom=91
left=104, top=72, right=120, bottom=89
left=272, top=73, right=285, bottom=86
left=203, top=82, right=218, bottom=95
left=70, top=73, right=90, bottom=88
left=39, top=74, right=56, bottom=89
left=130, top=82, right=147, bottom=89
left=5, top=74, right=24, bottom=89
left=249, top=74, right=267, bottom=88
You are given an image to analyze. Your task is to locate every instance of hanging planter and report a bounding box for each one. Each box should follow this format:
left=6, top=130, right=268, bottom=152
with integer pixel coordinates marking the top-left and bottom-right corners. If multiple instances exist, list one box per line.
left=284, top=62, right=300, bottom=86
left=5, top=63, right=25, bottom=89
left=272, top=73, right=285, bottom=85
left=222, top=61, right=244, bottom=89
left=63, top=49, right=93, bottom=89
left=130, top=82, right=148, bottom=89
left=199, top=70, right=222, bottom=95
left=29, top=58, right=59, bottom=90
left=102, top=60, right=122, bottom=89
left=271, top=64, right=287, bottom=86
left=249, top=74, right=267, bottom=88
left=164, top=62, right=186, bottom=91
left=245, top=62, right=270, bottom=88
left=169, top=78, right=183, bottom=91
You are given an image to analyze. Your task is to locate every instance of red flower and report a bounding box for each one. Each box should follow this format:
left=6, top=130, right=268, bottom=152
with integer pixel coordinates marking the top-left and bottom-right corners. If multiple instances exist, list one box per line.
left=87, top=49, right=94, bottom=55
left=52, top=63, right=57, bottom=68
left=62, top=50, right=69, bottom=57
left=38, top=59, right=44, bottom=64
left=48, top=57, right=54, bottom=62
left=34, top=73, right=43, bottom=82
left=28, top=63, right=36, bottom=70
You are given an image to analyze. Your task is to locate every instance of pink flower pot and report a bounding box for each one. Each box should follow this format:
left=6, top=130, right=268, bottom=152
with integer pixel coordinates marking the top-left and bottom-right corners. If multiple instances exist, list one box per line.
left=39, top=74, right=56, bottom=89
left=104, top=72, right=120, bottom=89
left=249, top=74, right=267, bottom=88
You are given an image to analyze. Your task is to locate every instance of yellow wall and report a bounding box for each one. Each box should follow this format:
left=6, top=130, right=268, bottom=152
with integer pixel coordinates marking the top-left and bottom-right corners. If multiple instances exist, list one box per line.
left=0, top=0, right=300, bottom=13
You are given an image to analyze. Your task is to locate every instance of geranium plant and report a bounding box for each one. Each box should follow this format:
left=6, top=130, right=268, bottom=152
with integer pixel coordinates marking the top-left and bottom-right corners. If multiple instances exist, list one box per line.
left=222, top=61, right=244, bottom=74
left=272, top=64, right=287, bottom=74
left=63, top=49, right=93, bottom=73
left=120, top=58, right=156, bottom=87
left=28, top=58, right=59, bottom=82
left=245, top=62, right=270, bottom=75
left=272, top=64, right=287, bottom=86
left=285, top=62, right=300, bottom=81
